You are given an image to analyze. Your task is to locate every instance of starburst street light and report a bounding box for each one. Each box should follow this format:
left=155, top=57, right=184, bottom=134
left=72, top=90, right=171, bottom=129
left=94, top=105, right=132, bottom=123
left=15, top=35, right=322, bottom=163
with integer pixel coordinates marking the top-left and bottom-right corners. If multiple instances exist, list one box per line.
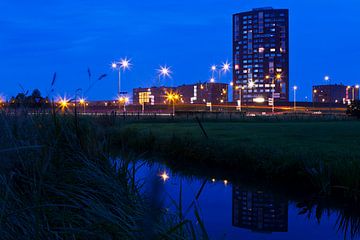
left=221, top=61, right=231, bottom=73
left=248, top=81, right=255, bottom=89
left=117, top=96, right=129, bottom=112
left=58, top=96, right=70, bottom=111
left=79, top=98, right=86, bottom=113
left=111, top=57, right=132, bottom=96
left=157, top=65, right=172, bottom=86
left=159, top=171, right=170, bottom=182
left=158, top=65, right=172, bottom=78
left=166, top=91, right=180, bottom=116
left=120, top=57, right=131, bottom=71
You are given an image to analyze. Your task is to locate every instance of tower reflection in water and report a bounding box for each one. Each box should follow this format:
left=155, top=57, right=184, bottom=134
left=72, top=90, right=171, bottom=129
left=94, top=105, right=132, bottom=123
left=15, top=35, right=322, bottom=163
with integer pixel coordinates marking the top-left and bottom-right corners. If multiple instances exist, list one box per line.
left=232, top=185, right=288, bottom=233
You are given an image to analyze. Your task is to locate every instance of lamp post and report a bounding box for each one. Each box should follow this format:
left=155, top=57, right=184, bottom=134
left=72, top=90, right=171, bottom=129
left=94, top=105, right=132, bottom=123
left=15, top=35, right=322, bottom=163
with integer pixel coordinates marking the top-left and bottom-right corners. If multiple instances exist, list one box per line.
left=112, top=58, right=131, bottom=96
left=166, top=92, right=179, bottom=116
left=158, top=65, right=172, bottom=86
left=118, top=96, right=129, bottom=112
left=211, top=65, right=217, bottom=80
left=324, top=75, right=331, bottom=112
left=79, top=98, right=86, bottom=113
left=293, top=86, right=298, bottom=111
left=220, top=61, right=231, bottom=82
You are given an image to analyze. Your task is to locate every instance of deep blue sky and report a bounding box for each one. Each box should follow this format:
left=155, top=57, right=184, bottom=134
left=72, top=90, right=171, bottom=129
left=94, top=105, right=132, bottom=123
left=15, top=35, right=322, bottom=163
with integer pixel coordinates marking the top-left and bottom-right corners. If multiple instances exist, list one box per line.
left=1, top=0, right=360, bottom=101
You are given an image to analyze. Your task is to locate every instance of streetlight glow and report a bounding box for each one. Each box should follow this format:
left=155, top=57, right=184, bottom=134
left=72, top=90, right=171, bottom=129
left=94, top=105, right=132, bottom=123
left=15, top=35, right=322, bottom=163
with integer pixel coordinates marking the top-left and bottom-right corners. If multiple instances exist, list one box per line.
left=221, top=61, right=231, bottom=73
left=324, top=76, right=330, bottom=81
left=58, top=96, right=70, bottom=110
left=248, top=81, right=255, bottom=88
left=166, top=91, right=180, bottom=116
left=210, top=77, right=215, bottom=83
left=158, top=65, right=172, bottom=78
left=293, top=86, right=298, bottom=111
left=120, top=58, right=131, bottom=71
left=159, top=171, right=169, bottom=182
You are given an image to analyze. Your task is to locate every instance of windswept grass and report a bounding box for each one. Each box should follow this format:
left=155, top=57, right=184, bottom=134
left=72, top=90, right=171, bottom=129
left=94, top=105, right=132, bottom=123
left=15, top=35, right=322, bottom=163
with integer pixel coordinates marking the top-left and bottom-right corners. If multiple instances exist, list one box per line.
left=0, top=113, right=207, bottom=239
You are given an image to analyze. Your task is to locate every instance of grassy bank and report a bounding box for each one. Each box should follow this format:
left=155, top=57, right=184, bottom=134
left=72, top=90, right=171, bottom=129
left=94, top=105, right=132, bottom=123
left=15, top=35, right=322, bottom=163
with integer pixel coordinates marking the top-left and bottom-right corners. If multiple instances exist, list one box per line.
left=0, top=113, right=206, bottom=239
left=115, top=120, right=360, bottom=194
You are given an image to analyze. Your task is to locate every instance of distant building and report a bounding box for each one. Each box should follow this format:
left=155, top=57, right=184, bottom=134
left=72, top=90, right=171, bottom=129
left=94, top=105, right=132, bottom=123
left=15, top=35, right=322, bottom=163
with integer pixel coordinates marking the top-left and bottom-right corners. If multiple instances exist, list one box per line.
left=312, top=84, right=359, bottom=104
left=233, top=7, right=289, bottom=104
left=133, top=86, right=175, bottom=105
left=232, top=186, right=288, bottom=233
left=177, top=82, right=228, bottom=105
left=133, top=82, right=228, bottom=105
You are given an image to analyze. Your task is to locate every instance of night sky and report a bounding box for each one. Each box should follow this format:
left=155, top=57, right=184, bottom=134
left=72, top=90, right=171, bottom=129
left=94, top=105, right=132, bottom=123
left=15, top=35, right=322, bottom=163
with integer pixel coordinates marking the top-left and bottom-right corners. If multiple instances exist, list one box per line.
left=1, top=0, right=359, bottom=101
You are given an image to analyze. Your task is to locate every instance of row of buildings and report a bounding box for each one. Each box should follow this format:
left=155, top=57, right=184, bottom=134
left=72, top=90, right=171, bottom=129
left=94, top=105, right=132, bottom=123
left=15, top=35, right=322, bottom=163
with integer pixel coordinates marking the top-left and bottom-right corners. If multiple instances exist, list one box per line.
left=313, top=84, right=359, bottom=104
left=133, top=82, right=228, bottom=106
left=132, top=82, right=359, bottom=106
left=132, top=7, right=358, bottom=106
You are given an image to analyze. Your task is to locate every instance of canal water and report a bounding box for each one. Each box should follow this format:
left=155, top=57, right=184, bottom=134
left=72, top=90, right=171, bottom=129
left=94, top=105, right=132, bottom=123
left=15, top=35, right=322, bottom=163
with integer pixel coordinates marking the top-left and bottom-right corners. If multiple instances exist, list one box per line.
left=134, top=161, right=355, bottom=240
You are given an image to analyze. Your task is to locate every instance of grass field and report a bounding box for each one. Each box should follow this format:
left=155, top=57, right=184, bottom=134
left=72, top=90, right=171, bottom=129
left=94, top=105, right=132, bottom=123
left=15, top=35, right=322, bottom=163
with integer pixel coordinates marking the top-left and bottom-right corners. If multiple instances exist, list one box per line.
left=126, top=121, right=360, bottom=160
left=118, top=120, right=360, bottom=194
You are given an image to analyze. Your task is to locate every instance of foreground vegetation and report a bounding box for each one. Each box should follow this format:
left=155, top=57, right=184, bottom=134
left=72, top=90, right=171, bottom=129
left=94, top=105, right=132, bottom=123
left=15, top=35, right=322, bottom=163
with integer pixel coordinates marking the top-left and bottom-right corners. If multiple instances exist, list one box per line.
left=2, top=110, right=360, bottom=238
left=116, top=119, right=360, bottom=195
left=0, top=113, right=206, bottom=239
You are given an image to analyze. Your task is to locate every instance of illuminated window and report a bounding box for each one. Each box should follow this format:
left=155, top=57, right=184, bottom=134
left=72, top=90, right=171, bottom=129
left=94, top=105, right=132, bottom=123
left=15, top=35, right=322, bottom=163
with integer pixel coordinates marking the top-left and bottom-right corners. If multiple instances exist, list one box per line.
left=139, top=92, right=150, bottom=104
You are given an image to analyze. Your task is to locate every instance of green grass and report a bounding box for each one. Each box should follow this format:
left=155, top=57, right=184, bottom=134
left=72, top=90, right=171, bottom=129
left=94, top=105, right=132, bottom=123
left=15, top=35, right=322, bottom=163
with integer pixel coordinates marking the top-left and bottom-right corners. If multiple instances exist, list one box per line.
left=117, top=120, right=360, bottom=195
left=0, top=113, right=207, bottom=239
left=126, top=121, right=360, bottom=159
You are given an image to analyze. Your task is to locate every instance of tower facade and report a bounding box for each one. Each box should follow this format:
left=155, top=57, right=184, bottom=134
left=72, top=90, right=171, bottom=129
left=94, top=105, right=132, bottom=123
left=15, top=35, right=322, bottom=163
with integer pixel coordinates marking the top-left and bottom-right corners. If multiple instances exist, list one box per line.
left=233, top=7, right=289, bottom=104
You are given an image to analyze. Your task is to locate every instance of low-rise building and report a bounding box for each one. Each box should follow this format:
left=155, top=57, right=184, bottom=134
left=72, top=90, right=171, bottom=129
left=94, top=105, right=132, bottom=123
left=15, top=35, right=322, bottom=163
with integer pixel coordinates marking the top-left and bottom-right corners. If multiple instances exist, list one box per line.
left=312, top=84, right=359, bottom=104
left=133, top=86, right=175, bottom=105
left=177, top=82, right=228, bottom=105
left=133, top=82, right=228, bottom=105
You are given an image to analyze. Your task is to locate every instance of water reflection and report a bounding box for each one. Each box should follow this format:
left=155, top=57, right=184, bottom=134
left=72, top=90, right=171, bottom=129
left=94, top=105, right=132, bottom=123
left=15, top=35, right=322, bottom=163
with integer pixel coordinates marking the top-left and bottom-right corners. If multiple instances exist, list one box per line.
left=232, top=186, right=288, bottom=233
left=123, top=160, right=360, bottom=239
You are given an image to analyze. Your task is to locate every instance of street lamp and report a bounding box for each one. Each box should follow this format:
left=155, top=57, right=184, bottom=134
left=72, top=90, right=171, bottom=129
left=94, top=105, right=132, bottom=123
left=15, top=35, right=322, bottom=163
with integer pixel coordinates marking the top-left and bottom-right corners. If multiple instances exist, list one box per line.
left=324, top=75, right=332, bottom=111
left=210, top=65, right=217, bottom=79
left=166, top=91, right=179, bottom=116
left=222, top=61, right=231, bottom=74
left=293, top=86, right=298, bottom=111
left=0, top=96, right=4, bottom=108
left=79, top=98, right=86, bottom=113
left=248, top=80, right=255, bottom=89
left=219, top=61, right=231, bottom=82
left=118, top=96, right=129, bottom=112
left=58, top=96, right=69, bottom=112
left=158, top=65, right=172, bottom=86
left=112, top=58, right=131, bottom=95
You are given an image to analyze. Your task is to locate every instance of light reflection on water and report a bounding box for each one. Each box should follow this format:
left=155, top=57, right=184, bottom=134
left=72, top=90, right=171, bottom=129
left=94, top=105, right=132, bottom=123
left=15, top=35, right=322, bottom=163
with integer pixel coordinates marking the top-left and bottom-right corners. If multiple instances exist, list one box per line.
left=134, top=161, right=353, bottom=240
